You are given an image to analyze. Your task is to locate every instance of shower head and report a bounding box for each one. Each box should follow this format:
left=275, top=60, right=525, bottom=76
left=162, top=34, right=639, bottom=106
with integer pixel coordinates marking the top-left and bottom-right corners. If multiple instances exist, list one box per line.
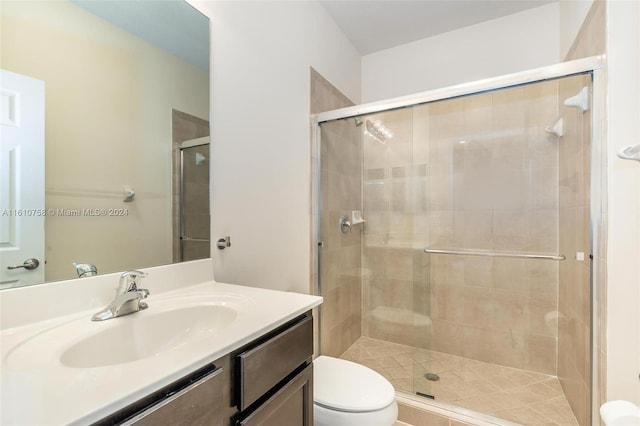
left=364, top=119, right=393, bottom=144
left=353, top=117, right=363, bottom=126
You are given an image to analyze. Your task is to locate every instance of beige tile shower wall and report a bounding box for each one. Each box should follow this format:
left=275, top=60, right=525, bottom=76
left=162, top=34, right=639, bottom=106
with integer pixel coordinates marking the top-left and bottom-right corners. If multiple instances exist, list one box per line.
left=318, top=119, right=362, bottom=357
left=562, top=2, right=606, bottom=424
left=362, top=82, right=563, bottom=374
left=310, top=68, right=361, bottom=358
left=557, top=73, right=593, bottom=426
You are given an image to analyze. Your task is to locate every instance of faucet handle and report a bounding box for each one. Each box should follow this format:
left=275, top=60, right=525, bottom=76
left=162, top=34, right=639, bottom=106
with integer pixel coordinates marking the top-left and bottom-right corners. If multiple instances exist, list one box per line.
left=119, top=270, right=148, bottom=292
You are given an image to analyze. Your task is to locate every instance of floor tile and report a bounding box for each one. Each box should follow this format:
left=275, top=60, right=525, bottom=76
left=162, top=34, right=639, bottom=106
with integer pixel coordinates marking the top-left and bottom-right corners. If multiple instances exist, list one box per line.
left=341, top=337, right=580, bottom=426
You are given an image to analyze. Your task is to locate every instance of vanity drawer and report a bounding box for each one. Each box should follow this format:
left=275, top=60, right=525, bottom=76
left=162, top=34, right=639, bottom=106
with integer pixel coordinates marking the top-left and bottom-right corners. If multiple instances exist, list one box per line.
left=122, top=364, right=225, bottom=426
left=237, top=314, right=313, bottom=410
left=237, top=363, right=313, bottom=426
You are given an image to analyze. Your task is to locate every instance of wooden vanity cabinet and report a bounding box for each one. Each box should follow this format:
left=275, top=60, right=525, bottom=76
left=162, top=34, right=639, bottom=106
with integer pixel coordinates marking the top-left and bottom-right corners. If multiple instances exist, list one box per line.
left=96, top=312, right=313, bottom=426
left=234, top=313, right=313, bottom=426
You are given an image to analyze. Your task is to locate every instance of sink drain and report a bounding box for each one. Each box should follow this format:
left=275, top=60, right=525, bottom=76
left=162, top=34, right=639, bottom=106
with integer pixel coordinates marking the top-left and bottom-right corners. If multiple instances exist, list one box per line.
left=424, top=373, right=440, bottom=381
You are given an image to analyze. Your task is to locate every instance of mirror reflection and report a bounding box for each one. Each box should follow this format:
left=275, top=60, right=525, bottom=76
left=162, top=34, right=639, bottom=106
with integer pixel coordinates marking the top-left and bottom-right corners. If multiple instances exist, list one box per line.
left=0, top=0, right=210, bottom=288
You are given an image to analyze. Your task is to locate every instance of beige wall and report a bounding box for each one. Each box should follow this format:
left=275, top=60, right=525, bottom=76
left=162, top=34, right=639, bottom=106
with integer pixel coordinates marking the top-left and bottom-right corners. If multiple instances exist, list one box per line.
left=560, top=1, right=606, bottom=423
left=1, top=1, right=208, bottom=281
left=312, top=69, right=361, bottom=357
left=557, top=73, right=593, bottom=426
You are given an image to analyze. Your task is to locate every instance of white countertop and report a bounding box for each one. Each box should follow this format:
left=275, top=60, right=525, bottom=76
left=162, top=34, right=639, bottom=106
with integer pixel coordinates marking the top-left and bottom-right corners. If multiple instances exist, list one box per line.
left=0, top=281, right=322, bottom=425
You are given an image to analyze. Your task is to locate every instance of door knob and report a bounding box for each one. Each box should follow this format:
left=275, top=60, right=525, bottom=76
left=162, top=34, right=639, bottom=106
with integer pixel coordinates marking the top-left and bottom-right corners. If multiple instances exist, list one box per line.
left=7, top=258, right=40, bottom=270
left=216, top=236, right=231, bottom=250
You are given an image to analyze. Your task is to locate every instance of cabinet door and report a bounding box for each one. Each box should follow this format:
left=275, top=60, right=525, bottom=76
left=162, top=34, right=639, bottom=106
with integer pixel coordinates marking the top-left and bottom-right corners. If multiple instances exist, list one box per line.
left=124, top=366, right=225, bottom=426
left=237, top=364, right=313, bottom=426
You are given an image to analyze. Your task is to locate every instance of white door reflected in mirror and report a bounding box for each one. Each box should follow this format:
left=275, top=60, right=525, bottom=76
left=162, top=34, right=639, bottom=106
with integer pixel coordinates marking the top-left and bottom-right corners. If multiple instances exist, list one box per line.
left=0, top=70, right=45, bottom=288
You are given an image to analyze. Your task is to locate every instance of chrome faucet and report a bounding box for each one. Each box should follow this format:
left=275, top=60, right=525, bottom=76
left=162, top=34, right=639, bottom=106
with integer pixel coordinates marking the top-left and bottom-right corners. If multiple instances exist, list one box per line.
left=73, top=262, right=97, bottom=278
left=91, top=270, right=150, bottom=321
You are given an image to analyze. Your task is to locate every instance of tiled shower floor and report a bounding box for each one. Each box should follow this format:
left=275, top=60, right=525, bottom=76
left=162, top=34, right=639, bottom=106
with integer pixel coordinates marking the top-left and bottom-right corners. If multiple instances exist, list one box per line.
left=340, top=337, right=579, bottom=425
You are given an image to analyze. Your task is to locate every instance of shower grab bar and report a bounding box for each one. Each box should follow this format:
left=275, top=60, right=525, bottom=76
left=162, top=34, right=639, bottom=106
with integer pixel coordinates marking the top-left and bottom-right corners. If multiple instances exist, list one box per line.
left=423, top=248, right=565, bottom=261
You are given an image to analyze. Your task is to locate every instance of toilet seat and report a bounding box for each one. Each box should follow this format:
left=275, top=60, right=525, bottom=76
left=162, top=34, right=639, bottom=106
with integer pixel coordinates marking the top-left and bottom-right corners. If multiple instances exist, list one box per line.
left=314, top=355, right=396, bottom=412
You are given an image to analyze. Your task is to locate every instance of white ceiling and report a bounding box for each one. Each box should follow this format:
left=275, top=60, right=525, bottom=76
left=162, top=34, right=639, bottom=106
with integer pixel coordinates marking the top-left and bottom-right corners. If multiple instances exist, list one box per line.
left=320, top=0, right=556, bottom=55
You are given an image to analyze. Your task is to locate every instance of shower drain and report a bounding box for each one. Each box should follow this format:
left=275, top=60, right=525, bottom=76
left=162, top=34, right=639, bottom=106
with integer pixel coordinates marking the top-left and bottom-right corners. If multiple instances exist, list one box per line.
left=424, top=373, right=440, bottom=381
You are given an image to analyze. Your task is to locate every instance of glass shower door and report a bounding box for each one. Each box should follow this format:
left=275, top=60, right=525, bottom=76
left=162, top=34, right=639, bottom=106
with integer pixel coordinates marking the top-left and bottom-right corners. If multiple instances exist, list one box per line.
left=317, top=69, right=594, bottom=426
left=359, top=108, right=423, bottom=394
left=412, top=75, right=592, bottom=425
left=180, top=142, right=210, bottom=261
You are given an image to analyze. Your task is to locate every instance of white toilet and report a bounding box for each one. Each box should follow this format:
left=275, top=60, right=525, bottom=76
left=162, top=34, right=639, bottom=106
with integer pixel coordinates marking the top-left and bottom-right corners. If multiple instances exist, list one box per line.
left=313, top=355, right=398, bottom=426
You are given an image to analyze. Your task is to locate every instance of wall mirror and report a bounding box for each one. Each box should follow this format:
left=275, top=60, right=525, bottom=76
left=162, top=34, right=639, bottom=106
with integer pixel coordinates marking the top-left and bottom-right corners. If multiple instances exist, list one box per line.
left=0, top=0, right=210, bottom=288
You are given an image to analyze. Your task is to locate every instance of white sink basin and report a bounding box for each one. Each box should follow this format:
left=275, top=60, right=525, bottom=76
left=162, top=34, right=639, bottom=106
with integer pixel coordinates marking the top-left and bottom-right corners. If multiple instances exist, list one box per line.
left=60, top=304, right=237, bottom=368
left=0, top=280, right=323, bottom=426
left=4, top=294, right=249, bottom=370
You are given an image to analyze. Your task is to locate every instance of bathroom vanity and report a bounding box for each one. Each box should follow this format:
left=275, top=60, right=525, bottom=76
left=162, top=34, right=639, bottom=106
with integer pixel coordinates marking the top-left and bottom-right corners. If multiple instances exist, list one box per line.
left=99, top=313, right=314, bottom=425
left=0, top=264, right=322, bottom=425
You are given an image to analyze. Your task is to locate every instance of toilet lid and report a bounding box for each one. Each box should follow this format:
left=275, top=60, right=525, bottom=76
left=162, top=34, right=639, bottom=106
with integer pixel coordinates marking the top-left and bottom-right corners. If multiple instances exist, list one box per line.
left=314, top=356, right=395, bottom=412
